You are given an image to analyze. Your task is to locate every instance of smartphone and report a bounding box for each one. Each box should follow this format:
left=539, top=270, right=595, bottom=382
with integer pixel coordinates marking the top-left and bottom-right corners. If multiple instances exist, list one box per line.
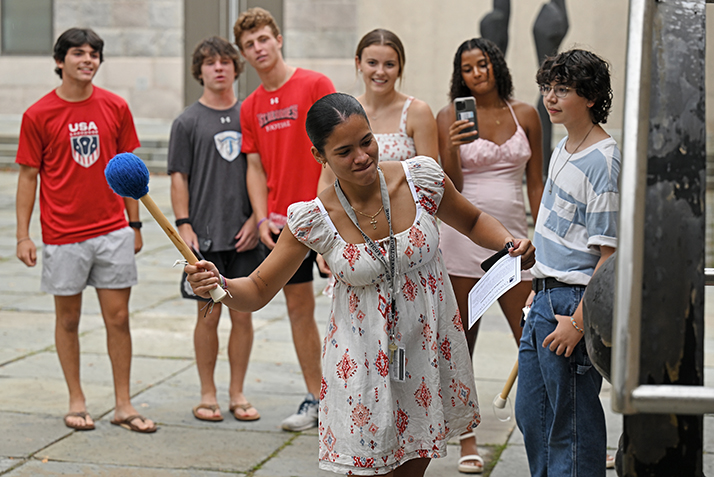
left=454, top=96, right=479, bottom=139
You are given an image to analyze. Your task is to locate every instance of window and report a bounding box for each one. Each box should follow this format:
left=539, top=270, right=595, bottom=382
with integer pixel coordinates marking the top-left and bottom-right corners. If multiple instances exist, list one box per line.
left=1, top=0, right=53, bottom=55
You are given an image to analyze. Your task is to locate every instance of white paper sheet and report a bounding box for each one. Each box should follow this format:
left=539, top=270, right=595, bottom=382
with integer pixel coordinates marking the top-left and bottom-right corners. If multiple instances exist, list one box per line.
left=468, top=254, right=521, bottom=329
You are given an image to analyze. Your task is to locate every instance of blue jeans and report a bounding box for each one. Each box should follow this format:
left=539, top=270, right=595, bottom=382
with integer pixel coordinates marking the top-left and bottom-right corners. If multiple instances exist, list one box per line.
left=515, top=286, right=606, bottom=477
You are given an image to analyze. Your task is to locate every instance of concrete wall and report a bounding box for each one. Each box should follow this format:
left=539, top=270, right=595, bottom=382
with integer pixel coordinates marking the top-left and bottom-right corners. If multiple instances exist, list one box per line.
left=290, top=0, right=630, bottom=144
left=2, top=0, right=714, bottom=150
left=0, top=0, right=183, bottom=120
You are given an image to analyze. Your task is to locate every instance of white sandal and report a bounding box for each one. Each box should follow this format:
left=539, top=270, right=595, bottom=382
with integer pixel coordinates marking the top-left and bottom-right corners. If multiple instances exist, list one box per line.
left=458, top=431, right=484, bottom=474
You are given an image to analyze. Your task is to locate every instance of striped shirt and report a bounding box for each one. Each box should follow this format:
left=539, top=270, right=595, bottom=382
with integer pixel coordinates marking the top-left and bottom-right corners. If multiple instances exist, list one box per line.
left=531, top=136, right=620, bottom=286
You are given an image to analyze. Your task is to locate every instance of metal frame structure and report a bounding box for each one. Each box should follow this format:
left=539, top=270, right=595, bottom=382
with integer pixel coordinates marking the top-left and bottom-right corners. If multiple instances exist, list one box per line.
left=612, top=0, right=713, bottom=416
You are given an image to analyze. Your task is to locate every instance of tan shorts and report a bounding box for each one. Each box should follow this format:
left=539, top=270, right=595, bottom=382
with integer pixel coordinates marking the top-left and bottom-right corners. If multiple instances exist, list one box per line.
left=41, top=227, right=138, bottom=296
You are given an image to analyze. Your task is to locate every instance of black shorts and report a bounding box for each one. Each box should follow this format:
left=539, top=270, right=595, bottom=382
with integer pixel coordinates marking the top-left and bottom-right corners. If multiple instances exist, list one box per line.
left=181, top=246, right=266, bottom=301
left=271, top=231, right=325, bottom=284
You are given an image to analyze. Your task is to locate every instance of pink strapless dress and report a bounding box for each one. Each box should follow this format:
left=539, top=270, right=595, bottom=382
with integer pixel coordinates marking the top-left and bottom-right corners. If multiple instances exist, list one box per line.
left=441, top=102, right=533, bottom=280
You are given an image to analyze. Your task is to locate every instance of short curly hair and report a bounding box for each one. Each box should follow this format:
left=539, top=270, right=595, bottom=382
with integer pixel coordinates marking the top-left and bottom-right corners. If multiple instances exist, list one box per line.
left=536, top=49, right=613, bottom=124
left=233, top=7, right=281, bottom=51
left=448, top=38, right=513, bottom=102
left=191, top=37, right=242, bottom=85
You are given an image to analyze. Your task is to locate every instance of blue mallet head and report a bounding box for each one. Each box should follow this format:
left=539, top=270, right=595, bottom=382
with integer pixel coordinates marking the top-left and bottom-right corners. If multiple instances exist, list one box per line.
left=105, top=152, right=150, bottom=200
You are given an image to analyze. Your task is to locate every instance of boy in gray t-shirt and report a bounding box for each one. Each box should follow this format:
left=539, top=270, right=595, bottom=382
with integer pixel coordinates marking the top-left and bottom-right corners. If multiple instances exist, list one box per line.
left=168, top=37, right=264, bottom=422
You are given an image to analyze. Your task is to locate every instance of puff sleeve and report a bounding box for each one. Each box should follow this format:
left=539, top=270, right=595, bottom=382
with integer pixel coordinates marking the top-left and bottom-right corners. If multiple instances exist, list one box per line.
left=405, top=157, right=446, bottom=216
left=287, top=200, right=336, bottom=256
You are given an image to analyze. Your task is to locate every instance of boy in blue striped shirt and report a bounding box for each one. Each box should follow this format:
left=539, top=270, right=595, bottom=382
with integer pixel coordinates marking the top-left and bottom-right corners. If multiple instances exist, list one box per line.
left=516, top=49, right=620, bottom=477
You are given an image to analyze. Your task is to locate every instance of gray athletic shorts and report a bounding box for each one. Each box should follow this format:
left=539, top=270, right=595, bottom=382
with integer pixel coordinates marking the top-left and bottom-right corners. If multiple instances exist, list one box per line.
left=41, top=227, right=138, bottom=296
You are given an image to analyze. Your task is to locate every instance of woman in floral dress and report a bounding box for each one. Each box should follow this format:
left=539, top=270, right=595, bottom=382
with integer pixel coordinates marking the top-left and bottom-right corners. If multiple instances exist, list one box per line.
left=186, top=93, right=535, bottom=476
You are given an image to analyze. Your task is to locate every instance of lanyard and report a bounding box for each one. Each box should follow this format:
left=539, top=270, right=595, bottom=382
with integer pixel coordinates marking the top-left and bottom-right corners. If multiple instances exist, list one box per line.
left=334, top=168, right=399, bottom=358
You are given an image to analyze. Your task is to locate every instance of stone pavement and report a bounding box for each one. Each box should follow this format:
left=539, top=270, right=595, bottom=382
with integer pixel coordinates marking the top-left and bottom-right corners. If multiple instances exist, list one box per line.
left=0, top=169, right=711, bottom=476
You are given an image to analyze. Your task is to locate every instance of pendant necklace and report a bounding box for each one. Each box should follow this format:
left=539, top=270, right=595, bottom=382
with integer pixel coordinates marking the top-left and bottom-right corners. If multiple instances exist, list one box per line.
left=351, top=204, right=384, bottom=229
left=548, top=124, right=596, bottom=194
left=494, top=101, right=508, bottom=125
left=334, top=170, right=401, bottom=367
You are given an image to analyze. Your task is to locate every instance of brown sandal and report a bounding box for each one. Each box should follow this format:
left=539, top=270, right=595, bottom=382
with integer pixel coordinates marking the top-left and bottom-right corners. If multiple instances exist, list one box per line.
left=229, top=402, right=260, bottom=421
left=110, top=414, right=157, bottom=433
left=192, top=403, right=223, bottom=422
left=64, top=411, right=95, bottom=431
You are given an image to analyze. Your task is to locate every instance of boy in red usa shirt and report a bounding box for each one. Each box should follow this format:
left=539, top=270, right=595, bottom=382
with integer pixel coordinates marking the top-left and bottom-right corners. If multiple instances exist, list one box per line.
left=15, top=28, right=156, bottom=433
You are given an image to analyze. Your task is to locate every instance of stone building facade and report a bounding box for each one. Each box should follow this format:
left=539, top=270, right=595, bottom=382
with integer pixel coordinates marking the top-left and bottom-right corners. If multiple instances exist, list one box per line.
left=3, top=0, right=714, bottom=147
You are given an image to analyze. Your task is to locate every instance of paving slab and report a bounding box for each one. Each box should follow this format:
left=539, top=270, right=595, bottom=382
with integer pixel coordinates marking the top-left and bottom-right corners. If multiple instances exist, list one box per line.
left=83, top=314, right=197, bottom=359
left=0, top=312, right=58, bottom=364
left=0, top=374, right=122, bottom=417
left=0, top=351, right=189, bottom=392
left=132, top=363, right=311, bottom=432
left=38, top=423, right=288, bottom=473
left=252, top=434, right=335, bottom=476
left=489, top=434, right=529, bottom=477
left=0, top=460, right=17, bottom=474
left=3, top=460, right=231, bottom=477
left=0, top=412, right=72, bottom=458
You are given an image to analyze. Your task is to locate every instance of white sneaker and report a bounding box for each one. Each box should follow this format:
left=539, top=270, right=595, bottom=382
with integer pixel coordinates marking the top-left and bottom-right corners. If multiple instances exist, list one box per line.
left=281, top=393, right=319, bottom=431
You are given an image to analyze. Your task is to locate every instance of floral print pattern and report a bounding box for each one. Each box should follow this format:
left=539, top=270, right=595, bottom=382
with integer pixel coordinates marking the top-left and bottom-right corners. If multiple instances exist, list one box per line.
left=287, top=158, right=480, bottom=475
left=375, top=96, right=417, bottom=162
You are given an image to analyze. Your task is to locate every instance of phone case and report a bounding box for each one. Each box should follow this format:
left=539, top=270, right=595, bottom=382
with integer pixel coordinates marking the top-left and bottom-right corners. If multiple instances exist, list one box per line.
left=454, top=96, right=478, bottom=138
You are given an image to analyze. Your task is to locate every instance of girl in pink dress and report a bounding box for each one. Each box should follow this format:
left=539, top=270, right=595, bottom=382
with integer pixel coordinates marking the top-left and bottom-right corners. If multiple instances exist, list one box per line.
left=436, top=38, right=544, bottom=474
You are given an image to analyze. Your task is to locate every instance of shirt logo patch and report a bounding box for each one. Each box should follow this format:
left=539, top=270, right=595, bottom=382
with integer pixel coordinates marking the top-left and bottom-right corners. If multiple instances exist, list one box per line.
left=69, top=121, right=100, bottom=168
left=214, top=130, right=241, bottom=162
left=257, top=104, right=298, bottom=128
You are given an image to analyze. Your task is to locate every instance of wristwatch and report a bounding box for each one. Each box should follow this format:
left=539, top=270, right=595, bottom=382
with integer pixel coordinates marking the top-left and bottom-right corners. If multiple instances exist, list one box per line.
left=129, top=221, right=142, bottom=229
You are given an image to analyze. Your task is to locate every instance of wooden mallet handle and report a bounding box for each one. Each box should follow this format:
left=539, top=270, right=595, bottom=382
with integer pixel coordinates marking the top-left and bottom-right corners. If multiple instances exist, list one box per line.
left=139, top=194, right=226, bottom=303
left=494, top=360, right=519, bottom=409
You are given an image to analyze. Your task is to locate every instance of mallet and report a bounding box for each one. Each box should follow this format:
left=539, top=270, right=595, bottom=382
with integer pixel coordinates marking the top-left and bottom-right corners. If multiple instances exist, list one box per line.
left=494, top=360, right=518, bottom=409
left=493, top=304, right=529, bottom=409
left=105, top=152, right=226, bottom=303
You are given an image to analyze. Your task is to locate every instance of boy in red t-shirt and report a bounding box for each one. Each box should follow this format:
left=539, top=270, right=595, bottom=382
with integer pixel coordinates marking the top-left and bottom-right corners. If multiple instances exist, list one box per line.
left=15, top=28, right=155, bottom=433
left=234, top=7, right=335, bottom=431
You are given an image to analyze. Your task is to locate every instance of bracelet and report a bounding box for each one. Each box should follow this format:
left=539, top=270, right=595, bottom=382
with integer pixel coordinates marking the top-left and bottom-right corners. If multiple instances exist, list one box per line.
left=175, top=218, right=191, bottom=227
left=17, top=237, right=31, bottom=245
left=217, top=273, right=233, bottom=298
left=257, top=217, right=268, bottom=230
left=570, top=316, right=584, bottom=334
left=128, top=221, right=142, bottom=229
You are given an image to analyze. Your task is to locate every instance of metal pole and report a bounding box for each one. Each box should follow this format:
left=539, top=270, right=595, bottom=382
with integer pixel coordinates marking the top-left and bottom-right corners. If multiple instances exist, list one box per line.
left=619, top=0, right=706, bottom=474
left=612, top=0, right=653, bottom=416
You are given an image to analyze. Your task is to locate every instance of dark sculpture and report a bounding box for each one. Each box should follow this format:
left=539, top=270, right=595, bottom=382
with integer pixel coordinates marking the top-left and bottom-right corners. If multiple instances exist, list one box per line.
left=533, top=0, right=569, bottom=178
left=479, top=0, right=510, bottom=56
left=581, top=252, right=615, bottom=382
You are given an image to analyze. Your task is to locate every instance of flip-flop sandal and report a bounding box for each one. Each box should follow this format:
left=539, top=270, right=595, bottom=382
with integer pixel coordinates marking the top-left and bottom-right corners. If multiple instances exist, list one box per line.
left=229, top=402, right=260, bottom=421
left=192, top=403, right=223, bottom=421
left=64, top=411, right=95, bottom=431
left=110, top=414, right=157, bottom=433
